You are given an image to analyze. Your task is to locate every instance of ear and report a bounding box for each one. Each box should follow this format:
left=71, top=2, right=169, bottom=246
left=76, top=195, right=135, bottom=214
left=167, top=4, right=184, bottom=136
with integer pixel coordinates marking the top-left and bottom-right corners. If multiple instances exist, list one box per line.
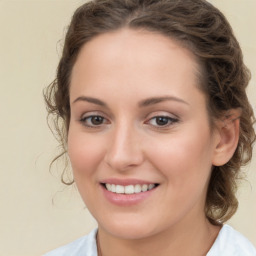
left=212, top=108, right=241, bottom=167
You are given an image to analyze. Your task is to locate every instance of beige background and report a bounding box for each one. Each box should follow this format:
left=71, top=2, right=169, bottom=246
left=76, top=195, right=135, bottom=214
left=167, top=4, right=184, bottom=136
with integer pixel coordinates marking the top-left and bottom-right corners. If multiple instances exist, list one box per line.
left=0, top=1, right=255, bottom=255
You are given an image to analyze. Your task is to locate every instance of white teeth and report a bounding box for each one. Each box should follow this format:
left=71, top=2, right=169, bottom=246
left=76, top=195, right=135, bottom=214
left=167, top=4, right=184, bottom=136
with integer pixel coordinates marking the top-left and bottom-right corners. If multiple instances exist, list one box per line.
left=106, top=184, right=112, bottom=191
left=125, top=185, right=134, bottom=194
left=142, top=184, right=148, bottom=192
left=111, top=184, right=116, bottom=193
left=148, top=184, right=155, bottom=190
left=134, top=184, right=142, bottom=193
left=105, top=183, right=156, bottom=194
left=116, top=185, right=124, bottom=194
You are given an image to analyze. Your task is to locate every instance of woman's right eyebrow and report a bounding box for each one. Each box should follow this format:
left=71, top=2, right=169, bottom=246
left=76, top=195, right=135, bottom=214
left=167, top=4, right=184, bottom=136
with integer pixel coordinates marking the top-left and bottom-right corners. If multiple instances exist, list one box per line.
left=72, top=96, right=107, bottom=107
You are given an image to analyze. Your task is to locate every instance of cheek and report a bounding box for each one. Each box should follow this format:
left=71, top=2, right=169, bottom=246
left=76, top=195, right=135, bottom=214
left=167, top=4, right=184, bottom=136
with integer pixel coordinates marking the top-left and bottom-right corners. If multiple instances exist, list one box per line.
left=147, top=127, right=214, bottom=188
left=67, top=130, right=105, bottom=179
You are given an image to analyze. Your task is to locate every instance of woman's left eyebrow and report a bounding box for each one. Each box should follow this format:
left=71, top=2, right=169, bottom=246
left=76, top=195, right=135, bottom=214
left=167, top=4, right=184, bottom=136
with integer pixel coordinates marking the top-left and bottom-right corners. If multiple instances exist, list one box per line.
left=138, top=96, right=189, bottom=107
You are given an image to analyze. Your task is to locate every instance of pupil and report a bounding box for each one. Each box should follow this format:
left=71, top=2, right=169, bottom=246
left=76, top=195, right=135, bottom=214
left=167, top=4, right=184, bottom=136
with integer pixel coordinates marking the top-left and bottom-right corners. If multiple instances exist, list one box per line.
left=156, top=117, right=168, bottom=126
left=92, top=116, right=103, bottom=125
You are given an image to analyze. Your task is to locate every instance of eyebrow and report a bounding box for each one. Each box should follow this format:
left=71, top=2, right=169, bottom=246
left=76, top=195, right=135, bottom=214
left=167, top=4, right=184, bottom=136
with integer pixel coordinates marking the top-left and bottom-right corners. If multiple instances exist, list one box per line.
left=72, top=95, right=189, bottom=107
left=138, top=96, right=189, bottom=107
left=72, top=96, right=107, bottom=107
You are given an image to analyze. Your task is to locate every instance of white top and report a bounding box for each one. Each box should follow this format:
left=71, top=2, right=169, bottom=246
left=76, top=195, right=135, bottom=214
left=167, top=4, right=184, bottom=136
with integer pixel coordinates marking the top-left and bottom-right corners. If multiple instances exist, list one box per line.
left=44, top=225, right=256, bottom=256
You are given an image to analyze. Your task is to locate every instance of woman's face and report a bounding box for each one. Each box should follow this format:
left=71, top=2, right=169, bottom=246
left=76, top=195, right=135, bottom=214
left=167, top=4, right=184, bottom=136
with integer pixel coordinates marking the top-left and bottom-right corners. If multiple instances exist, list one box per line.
left=68, top=29, right=220, bottom=239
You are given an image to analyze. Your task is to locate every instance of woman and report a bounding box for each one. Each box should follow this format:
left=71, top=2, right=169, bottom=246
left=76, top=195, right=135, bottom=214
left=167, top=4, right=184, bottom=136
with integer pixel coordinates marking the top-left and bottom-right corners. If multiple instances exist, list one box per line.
left=44, top=0, right=256, bottom=255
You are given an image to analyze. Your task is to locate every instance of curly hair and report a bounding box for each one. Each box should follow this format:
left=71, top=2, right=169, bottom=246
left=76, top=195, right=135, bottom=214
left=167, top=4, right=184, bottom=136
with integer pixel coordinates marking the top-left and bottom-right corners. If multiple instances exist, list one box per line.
left=44, top=0, right=255, bottom=224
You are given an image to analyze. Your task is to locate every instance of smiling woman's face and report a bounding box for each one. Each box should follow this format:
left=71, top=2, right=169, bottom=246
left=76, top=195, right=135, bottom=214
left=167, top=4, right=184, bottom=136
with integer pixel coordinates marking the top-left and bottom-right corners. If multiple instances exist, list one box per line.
left=68, top=29, right=220, bottom=239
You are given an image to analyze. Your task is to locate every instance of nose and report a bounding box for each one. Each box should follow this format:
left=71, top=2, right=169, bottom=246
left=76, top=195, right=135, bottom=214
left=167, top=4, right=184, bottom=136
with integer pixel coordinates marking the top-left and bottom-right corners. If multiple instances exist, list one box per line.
left=104, top=122, right=144, bottom=171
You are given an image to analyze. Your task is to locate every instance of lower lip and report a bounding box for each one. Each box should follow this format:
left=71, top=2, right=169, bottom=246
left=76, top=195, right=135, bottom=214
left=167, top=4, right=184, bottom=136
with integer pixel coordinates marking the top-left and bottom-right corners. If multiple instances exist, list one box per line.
left=100, top=185, right=157, bottom=206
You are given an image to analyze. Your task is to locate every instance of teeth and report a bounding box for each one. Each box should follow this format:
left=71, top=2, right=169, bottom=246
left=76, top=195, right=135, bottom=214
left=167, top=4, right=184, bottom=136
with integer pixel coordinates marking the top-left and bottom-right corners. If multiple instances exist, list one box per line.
left=142, top=184, right=148, bottom=192
left=106, top=184, right=112, bottom=191
left=105, top=183, right=156, bottom=194
left=134, top=184, right=142, bottom=193
left=116, top=185, right=124, bottom=194
left=125, top=185, right=134, bottom=194
left=148, top=184, right=155, bottom=190
left=111, top=184, right=116, bottom=193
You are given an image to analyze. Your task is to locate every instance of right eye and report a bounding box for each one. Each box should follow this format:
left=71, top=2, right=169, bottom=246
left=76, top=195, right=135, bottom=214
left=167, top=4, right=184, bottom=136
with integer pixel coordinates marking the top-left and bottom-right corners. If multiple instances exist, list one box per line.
left=80, top=115, right=108, bottom=128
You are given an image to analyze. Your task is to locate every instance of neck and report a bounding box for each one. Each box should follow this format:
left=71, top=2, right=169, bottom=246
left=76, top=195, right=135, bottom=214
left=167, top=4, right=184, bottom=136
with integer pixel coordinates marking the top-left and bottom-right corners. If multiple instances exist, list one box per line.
left=97, top=215, right=221, bottom=256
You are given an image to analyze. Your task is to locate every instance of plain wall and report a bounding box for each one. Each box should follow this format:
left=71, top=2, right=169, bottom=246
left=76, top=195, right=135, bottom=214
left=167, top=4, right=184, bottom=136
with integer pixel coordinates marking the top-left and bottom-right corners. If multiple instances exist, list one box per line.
left=0, top=1, right=255, bottom=255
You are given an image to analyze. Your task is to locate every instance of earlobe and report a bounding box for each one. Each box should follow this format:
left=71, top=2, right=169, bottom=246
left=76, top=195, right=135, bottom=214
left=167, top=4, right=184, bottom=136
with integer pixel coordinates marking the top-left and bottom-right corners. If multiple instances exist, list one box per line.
left=212, top=109, right=241, bottom=167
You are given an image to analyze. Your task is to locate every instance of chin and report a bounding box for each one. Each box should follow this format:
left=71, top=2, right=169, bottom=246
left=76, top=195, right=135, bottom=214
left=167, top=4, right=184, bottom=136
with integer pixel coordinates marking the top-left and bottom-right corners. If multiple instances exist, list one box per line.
left=97, top=215, right=164, bottom=240
left=104, top=226, right=156, bottom=240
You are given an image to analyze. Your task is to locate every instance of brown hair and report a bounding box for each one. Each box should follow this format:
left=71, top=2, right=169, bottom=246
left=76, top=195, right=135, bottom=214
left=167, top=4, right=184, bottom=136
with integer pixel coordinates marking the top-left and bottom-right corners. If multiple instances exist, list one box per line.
left=44, top=0, right=255, bottom=224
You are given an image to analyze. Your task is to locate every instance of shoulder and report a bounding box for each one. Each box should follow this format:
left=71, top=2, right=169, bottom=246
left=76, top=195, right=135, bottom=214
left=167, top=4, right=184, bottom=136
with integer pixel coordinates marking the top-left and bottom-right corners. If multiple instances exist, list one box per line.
left=43, top=229, right=98, bottom=256
left=207, top=224, right=256, bottom=256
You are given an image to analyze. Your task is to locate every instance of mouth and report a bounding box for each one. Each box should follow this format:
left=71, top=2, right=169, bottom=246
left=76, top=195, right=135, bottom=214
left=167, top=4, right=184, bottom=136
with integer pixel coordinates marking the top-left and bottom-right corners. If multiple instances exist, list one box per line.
left=101, top=183, right=159, bottom=195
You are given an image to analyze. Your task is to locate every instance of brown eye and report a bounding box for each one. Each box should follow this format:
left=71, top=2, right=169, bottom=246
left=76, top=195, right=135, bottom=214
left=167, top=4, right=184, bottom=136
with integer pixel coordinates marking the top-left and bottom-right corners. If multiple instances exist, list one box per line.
left=80, top=115, right=107, bottom=127
left=146, top=116, right=179, bottom=128
left=91, top=116, right=104, bottom=125
left=155, top=117, right=170, bottom=126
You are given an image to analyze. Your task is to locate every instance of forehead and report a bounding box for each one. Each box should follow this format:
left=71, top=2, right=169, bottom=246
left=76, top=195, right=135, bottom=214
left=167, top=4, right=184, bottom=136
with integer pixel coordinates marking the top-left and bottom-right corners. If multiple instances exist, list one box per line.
left=70, top=28, right=203, bottom=105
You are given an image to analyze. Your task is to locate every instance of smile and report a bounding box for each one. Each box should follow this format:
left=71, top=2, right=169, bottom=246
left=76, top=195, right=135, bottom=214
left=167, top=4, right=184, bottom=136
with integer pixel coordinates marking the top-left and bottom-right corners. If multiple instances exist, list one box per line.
left=103, top=183, right=158, bottom=194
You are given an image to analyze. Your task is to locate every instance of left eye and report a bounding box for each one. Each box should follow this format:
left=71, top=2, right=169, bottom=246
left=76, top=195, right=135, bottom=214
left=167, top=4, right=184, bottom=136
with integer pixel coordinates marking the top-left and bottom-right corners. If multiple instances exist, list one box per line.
left=80, top=115, right=107, bottom=127
left=147, top=116, right=178, bottom=127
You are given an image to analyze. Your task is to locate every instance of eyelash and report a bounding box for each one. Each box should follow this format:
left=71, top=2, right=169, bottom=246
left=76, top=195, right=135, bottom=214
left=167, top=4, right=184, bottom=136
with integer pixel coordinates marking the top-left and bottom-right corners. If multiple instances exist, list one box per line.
left=79, top=115, right=109, bottom=128
left=145, top=116, right=179, bottom=129
left=79, top=114, right=179, bottom=129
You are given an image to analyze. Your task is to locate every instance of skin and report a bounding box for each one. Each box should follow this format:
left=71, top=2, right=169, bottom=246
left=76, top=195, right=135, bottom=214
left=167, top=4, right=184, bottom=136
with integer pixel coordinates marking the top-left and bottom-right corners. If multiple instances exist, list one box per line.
left=68, top=29, right=239, bottom=256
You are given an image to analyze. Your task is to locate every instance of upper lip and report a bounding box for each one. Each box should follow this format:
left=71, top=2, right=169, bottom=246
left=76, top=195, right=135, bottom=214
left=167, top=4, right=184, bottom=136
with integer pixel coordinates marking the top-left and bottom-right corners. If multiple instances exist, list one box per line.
left=100, top=178, right=159, bottom=186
